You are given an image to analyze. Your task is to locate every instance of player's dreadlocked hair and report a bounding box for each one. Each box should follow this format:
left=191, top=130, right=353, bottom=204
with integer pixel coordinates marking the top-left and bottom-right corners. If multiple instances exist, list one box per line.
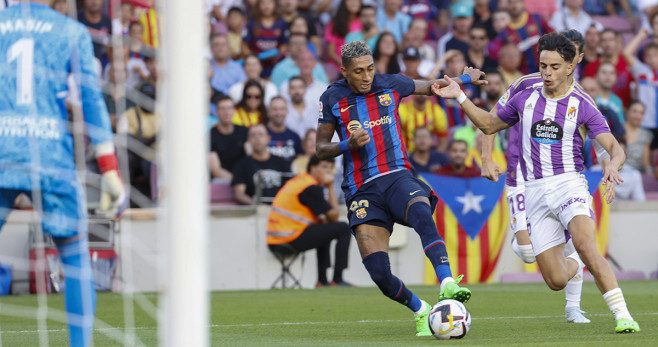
left=341, top=40, right=372, bottom=68
left=560, top=29, right=584, bottom=55
left=538, top=32, right=576, bottom=64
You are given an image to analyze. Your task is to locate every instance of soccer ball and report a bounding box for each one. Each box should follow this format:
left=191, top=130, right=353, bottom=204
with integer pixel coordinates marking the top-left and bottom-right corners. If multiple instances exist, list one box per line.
left=428, top=299, right=471, bottom=340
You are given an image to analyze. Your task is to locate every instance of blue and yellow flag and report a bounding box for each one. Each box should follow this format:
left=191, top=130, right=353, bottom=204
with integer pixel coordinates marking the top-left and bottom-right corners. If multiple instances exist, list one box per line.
left=422, top=174, right=509, bottom=284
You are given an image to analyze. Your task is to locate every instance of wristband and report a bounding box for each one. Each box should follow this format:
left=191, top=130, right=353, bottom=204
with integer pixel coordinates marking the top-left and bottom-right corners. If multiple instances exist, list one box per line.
left=458, top=74, right=472, bottom=85
left=457, top=91, right=468, bottom=105
left=339, top=140, right=349, bottom=152
left=97, top=153, right=118, bottom=174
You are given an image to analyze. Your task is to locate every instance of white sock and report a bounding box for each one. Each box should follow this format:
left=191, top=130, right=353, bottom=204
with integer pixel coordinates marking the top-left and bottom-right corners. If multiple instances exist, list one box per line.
left=518, top=244, right=535, bottom=263
left=440, top=277, right=454, bottom=291
left=565, top=266, right=583, bottom=309
left=603, top=288, right=633, bottom=321
left=414, top=300, right=428, bottom=315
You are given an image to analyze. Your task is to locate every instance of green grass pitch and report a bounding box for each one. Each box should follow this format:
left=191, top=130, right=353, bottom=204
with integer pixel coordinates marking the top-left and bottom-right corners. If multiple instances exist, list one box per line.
left=0, top=280, right=656, bottom=346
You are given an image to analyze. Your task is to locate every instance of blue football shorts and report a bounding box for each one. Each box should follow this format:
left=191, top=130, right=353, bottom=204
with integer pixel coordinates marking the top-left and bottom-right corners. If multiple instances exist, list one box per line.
left=345, top=169, right=438, bottom=233
left=0, top=181, right=87, bottom=239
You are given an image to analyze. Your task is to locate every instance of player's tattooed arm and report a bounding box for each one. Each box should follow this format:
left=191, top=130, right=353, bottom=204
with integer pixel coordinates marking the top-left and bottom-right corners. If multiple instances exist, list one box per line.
left=413, top=67, right=487, bottom=95
left=317, top=123, right=371, bottom=159
left=316, top=123, right=342, bottom=159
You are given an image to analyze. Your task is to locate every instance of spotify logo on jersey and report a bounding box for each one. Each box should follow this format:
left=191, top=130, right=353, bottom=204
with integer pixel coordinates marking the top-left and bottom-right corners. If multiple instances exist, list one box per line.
left=347, top=120, right=362, bottom=132
left=531, top=119, right=563, bottom=145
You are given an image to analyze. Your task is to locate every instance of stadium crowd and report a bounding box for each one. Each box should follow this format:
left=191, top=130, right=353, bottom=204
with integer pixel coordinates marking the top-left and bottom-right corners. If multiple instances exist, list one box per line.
left=12, top=0, right=658, bottom=204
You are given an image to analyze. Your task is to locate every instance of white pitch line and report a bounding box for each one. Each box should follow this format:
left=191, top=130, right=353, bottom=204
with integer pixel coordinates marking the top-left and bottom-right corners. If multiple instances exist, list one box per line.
left=1, top=312, right=656, bottom=334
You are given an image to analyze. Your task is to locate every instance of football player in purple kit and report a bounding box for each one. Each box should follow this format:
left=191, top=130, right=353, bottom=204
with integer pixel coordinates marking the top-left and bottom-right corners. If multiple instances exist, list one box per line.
left=482, top=29, right=611, bottom=324
left=316, top=40, right=486, bottom=337
left=435, top=33, right=640, bottom=334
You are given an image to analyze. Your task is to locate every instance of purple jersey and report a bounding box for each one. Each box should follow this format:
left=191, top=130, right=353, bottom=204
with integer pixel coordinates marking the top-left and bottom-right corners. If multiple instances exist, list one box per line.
left=497, top=83, right=609, bottom=182
left=497, top=72, right=598, bottom=186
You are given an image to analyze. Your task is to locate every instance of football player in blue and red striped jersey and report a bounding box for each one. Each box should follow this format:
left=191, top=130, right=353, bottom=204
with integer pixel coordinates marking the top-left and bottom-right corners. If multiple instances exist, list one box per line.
left=316, top=40, right=486, bottom=337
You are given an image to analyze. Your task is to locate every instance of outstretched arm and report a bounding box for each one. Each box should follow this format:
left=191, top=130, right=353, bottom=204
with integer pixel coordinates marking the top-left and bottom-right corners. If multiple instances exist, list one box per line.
left=433, top=76, right=510, bottom=134
left=414, top=67, right=488, bottom=95
left=622, top=28, right=649, bottom=68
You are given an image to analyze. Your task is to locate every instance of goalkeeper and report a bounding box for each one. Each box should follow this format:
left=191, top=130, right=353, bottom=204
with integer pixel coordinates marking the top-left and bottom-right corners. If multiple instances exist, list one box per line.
left=0, top=1, right=126, bottom=346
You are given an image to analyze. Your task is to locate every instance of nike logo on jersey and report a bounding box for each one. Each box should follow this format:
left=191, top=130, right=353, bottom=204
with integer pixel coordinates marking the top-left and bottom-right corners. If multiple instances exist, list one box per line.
left=409, top=189, right=421, bottom=195
left=340, top=105, right=354, bottom=112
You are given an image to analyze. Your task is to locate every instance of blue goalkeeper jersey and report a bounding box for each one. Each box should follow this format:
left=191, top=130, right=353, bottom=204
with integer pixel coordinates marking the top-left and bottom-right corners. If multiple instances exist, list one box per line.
left=0, top=3, right=112, bottom=194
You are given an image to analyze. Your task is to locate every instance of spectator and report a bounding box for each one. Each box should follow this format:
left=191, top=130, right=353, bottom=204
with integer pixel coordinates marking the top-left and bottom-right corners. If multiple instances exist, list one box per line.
left=488, top=0, right=552, bottom=74
left=232, top=124, right=292, bottom=205
left=271, top=34, right=329, bottom=88
left=325, top=0, right=362, bottom=74
left=437, top=2, right=473, bottom=59
left=549, top=0, right=597, bottom=35
left=266, top=97, right=303, bottom=166
left=473, top=0, right=496, bottom=40
left=491, top=9, right=511, bottom=35
left=209, top=33, right=246, bottom=94
left=624, top=101, right=654, bottom=173
left=464, top=130, right=507, bottom=171
left=209, top=95, right=249, bottom=181
left=580, top=23, right=602, bottom=79
left=377, top=0, right=411, bottom=43
left=373, top=32, right=401, bottom=74
left=292, top=129, right=317, bottom=174
left=482, top=71, right=504, bottom=110
left=408, top=127, right=449, bottom=173
left=624, top=28, right=658, bottom=150
left=583, top=29, right=634, bottom=107
left=437, top=50, right=476, bottom=129
left=112, top=1, right=134, bottom=35
left=400, top=0, right=440, bottom=41
left=77, top=0, right=112, bottom=62
left=497, top=43, right=523, bottom=92
left=402, top=17, right=435, bottom=61
left=401, top=46, right=425, bottom=79
left=266, top=155, right=352, bottom=288
left=433, top=140, right=481, bottom=178
left=125, top=23, right=150, bottom=89
left=139, top=55, right=158, bottom=89
left=287, top=15, right=321, bottom=57
left=580, top=76, right=599, bottom=99
left=595, top=62, right=625, bottom=125
left=226, top=6, right=246, bottom=60
left=282, top=76, right=319, bottom=139
left=279, top=49, right=329, bottom=113
left=615, top=138, right=647, bottom=201
left=242, top=0, right=288, bottom=78
left=234, top=80, right=268, bottom=127
left=345, top=3, right=380, bottom=51
left=398, top=93, right=449, bottom=152
left=280, top=0, right=322, bottom=57
left=465, top=22, right=498, bottom=74
left=120, top=82, right=158, bottom=202
left=51, top=0, right=68, bottom=15
left=102, top=62, right=137, bottom=132
left=229, top=54, right=278, bottom=107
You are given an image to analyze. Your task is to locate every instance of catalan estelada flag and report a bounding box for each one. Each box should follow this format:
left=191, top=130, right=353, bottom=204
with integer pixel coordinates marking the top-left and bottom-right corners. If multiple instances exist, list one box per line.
left=421, top=174, right=509, bottom=284
left=522, top=171, right=610, bottom=273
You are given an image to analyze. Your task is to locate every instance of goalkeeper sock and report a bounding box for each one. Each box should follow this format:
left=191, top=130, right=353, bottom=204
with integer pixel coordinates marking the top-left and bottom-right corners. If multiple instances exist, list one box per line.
left=56, top=237, right=96, bottom=347
left=406, top=202, right=453, bottom=282
left=603, top=288, right=633, bottom=321
left=363, top=252, right=422, bottom=312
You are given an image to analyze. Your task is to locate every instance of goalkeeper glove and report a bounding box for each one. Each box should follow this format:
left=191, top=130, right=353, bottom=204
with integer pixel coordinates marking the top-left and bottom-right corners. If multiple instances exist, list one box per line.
left=96, top=143, right=127, bottom=218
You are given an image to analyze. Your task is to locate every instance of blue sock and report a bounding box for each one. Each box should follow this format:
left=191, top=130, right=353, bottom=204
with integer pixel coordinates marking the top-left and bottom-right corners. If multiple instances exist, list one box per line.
left=406, top=202, right=453, bottom=282
left=56, top=237, right=96, bottom=347
left=363, top=251, right=422, bottom=312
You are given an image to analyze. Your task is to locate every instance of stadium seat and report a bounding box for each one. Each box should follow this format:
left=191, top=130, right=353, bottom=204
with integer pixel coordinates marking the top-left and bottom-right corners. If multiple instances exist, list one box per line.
left=268, top=244, right=304, bottom=289
left=209, top=181, right=239, bottom=206
left=642, top=174, right=658, bottom=192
